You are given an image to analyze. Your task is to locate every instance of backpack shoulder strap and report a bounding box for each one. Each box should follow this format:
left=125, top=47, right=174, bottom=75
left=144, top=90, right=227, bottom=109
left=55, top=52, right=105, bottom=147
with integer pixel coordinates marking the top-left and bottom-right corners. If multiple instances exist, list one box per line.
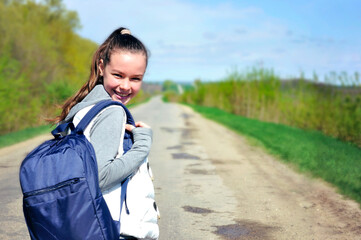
left=74, top=100, right=135, bottom=134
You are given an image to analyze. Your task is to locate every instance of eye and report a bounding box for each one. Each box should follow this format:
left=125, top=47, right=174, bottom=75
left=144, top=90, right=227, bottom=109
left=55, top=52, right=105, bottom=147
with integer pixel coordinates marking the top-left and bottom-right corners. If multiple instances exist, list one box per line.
left=113, top=74, right=123, bottom=78
left=131, top=77, right=142, bottom=81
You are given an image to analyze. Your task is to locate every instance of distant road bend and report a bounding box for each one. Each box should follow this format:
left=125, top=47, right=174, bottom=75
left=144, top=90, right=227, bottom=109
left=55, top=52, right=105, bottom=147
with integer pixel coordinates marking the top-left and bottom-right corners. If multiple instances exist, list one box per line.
left=0, top=96, right=360, bottom=239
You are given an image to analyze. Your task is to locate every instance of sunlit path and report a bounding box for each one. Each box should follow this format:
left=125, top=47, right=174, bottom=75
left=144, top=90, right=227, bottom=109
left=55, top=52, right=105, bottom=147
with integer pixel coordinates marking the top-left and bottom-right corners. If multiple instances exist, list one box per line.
left=0, top=97, right=360, bottom=239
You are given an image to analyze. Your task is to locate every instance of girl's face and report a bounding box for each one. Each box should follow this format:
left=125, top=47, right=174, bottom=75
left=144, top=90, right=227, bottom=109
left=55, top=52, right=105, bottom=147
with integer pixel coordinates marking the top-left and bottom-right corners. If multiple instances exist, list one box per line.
left=99, top=51, right=147, bottom=105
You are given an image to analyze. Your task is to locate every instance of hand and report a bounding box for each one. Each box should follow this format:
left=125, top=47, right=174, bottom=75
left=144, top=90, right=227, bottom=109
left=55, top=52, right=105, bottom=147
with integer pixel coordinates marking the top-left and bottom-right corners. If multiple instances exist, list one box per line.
left=125, top=121, right=151, bottom=132
left=125, top=124, right=135, bottom=131
left=135, top=121, right=151, bottom=128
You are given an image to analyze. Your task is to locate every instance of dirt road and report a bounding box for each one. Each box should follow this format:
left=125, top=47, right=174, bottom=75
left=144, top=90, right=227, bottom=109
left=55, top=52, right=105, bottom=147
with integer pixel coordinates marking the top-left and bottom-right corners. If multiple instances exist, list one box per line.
left=1, top=96, right=360, bottom=240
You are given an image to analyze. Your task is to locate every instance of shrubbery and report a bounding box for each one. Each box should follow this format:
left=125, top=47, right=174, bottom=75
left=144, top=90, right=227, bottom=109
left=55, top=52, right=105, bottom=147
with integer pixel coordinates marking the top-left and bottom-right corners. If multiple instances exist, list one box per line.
left=0, top=0, right=97, bottom=134
left=176, top=68, right=361, bottom=146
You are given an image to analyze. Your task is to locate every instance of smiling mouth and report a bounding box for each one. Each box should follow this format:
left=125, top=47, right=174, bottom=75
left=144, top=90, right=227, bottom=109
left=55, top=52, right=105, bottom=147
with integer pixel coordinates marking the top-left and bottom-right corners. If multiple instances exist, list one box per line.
left=114, top=91, right=131, bottom=99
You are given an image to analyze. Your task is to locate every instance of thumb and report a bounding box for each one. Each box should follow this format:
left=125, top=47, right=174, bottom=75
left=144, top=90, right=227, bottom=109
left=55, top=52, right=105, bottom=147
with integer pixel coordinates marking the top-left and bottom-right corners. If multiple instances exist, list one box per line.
left=125, top=124, right=135, bottom=132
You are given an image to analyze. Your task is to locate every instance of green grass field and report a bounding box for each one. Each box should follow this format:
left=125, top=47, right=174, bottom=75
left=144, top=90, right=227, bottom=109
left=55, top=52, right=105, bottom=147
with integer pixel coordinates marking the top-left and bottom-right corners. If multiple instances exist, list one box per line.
left=187, top=103, right=361, bottom=206
left=0, top=97, right=151, bottom=149
left=0, top=125, right=53, bottom=149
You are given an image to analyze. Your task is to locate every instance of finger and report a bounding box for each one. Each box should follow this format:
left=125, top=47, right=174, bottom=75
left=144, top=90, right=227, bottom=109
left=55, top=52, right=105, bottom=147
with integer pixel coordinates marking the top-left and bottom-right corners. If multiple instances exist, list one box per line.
left=135, top=121, right=150, bottom=128
left=125, top=124, right=135, bottom=131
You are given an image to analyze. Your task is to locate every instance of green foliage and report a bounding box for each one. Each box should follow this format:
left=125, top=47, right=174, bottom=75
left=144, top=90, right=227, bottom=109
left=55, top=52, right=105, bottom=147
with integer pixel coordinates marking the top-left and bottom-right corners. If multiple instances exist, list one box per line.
left=0, top=54, right=41, bottom=132
left=188, top=104, right=361, bottom=206
left=0, top=0, right=97, bottom=134
left=162, top=79, right=178, bottom=92
left=180, top=68, right=361, bottom=146
left=127, top=89, right=151, bottom=108
left=162, top=95, right=170, bottom=103
left=44, top=80, right=77, bottom=105
left=162, top=79, right=183, bottom=102
left=0, top=89, right=151, bottom=148
left=0, top=124, right=53, bottom=148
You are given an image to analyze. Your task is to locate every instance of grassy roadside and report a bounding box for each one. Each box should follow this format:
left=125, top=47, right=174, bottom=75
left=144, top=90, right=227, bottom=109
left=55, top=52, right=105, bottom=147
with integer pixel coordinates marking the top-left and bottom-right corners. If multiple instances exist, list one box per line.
left=127, top=96, right=151, bottom=108
left=186, top=103, right=361, bottom=206
left=0, top=98, right=151, bottom=149
left=0, top=125, right=53, bottom=149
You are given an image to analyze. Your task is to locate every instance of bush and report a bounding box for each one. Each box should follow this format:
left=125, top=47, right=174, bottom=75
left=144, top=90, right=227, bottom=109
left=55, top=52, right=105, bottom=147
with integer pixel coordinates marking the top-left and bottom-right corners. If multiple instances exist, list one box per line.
left=181, top=68, right=361, bottom=146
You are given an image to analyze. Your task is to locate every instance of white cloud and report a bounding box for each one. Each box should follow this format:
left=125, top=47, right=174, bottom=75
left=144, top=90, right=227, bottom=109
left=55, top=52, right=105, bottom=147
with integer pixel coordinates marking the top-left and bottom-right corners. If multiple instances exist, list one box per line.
left=63, top=0, right=361, bottom=82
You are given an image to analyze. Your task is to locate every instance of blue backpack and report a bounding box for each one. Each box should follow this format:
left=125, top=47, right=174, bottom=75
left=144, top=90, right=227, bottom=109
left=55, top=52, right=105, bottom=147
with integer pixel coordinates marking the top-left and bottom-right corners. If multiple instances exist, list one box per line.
left=19, top=100, right=135, bottom=240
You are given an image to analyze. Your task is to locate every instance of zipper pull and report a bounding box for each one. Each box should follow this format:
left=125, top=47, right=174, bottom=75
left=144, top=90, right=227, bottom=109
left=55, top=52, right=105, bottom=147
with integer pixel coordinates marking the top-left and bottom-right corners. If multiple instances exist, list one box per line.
left=70, top=178, right=80, bottom=193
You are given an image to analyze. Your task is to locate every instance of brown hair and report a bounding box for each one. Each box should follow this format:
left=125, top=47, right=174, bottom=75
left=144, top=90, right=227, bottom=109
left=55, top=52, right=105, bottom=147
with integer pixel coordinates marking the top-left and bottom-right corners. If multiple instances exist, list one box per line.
left=53, top=27, right=148, bottom=123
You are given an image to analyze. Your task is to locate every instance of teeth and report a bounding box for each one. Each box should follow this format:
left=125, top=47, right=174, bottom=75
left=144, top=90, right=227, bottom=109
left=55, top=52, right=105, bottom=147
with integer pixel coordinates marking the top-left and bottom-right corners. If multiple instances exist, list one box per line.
left=116, top=92, right=130, bottom=97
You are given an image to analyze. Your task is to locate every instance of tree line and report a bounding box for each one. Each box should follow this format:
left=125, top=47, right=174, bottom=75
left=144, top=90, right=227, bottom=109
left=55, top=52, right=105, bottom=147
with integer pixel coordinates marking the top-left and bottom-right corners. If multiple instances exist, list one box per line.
left=0, top=0, right=96, bottom=134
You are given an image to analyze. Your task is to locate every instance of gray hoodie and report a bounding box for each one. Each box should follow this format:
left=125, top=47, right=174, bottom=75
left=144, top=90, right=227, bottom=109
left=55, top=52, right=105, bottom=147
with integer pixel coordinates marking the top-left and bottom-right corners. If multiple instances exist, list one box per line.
left=65, top=84, right=152, bottom=192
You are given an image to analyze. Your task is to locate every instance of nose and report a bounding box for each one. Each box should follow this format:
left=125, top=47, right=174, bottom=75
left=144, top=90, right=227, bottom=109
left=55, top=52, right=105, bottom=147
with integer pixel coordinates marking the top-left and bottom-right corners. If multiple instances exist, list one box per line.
left=119, top=78, right=130, bottom=91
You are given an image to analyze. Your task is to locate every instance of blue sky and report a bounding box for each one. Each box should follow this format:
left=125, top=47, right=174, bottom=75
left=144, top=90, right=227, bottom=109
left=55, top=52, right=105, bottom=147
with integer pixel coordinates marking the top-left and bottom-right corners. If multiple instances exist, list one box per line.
left=63, top=0, right=361, bottom=83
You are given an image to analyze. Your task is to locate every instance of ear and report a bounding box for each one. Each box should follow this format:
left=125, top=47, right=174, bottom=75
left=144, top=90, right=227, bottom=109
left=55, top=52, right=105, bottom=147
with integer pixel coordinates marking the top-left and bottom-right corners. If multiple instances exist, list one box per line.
left=98, top=59, right=104, bottom=76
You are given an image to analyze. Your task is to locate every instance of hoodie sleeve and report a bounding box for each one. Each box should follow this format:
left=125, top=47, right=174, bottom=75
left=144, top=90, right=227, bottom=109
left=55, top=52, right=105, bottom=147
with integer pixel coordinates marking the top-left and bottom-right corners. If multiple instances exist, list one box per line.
left=88, top=107, right=152, bottom=192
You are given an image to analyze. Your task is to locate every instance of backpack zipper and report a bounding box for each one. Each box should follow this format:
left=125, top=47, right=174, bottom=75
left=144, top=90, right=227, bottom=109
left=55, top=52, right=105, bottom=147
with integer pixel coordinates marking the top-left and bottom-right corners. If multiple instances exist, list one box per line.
left=24, top=178, right=83, bottom=197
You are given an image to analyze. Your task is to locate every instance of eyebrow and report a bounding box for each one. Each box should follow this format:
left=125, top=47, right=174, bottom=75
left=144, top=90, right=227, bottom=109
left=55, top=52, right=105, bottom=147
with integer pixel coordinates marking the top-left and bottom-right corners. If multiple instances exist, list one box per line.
left=132, top=74, right=144, bottom=77
left=110, top=70, right=143, bottom=77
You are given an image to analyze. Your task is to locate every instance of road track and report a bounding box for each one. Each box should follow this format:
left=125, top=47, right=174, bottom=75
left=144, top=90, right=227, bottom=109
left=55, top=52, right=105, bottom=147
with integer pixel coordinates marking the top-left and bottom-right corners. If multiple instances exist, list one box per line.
left=0, top=96, right=360, bottom=239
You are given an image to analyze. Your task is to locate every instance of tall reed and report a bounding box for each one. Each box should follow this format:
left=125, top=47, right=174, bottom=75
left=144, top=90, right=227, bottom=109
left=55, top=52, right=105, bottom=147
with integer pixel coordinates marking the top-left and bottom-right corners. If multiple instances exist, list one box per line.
left=181, top=68, right=361, bottom=146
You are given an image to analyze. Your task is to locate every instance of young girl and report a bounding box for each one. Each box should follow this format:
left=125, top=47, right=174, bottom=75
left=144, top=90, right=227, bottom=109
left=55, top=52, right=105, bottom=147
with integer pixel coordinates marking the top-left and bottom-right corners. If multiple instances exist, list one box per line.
left=54, top=27, right=156, bottom=239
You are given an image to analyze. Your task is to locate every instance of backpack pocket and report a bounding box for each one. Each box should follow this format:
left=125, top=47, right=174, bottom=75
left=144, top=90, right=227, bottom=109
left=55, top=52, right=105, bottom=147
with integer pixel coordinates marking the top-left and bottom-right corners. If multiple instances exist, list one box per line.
left=23, top=178, right=105, bottom=240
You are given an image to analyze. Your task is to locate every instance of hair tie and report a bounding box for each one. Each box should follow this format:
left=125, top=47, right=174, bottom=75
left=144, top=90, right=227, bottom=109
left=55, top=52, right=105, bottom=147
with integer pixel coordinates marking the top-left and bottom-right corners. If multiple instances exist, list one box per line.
left=120, top=29, right=131, bottom=35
